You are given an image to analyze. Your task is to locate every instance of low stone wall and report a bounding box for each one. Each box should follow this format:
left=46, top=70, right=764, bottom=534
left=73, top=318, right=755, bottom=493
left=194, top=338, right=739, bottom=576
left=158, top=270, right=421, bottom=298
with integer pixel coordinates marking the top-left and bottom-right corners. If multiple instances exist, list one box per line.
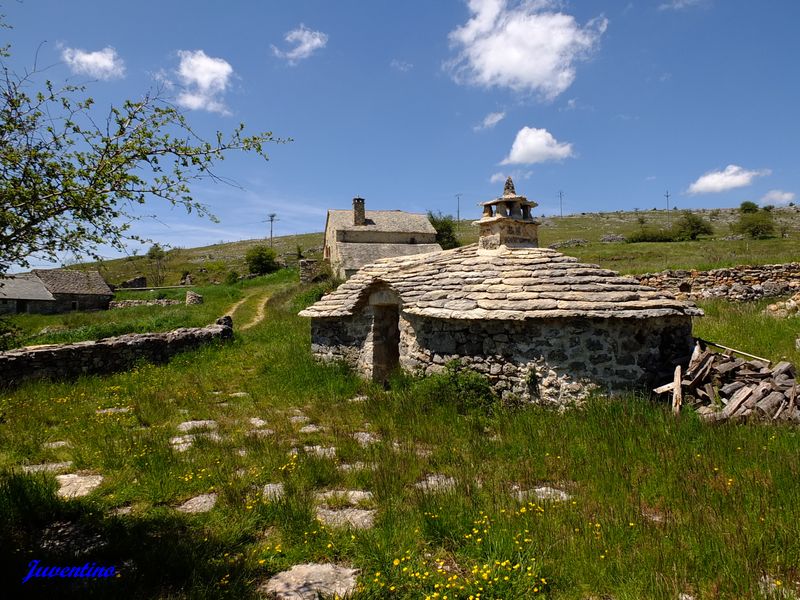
left=310, top=312, right=694, bottom=406
left=0, top=316, right=233, bottom=388
left=635, top=263, right=800, bottom=301
left=110, top=299, right=181, bottom=309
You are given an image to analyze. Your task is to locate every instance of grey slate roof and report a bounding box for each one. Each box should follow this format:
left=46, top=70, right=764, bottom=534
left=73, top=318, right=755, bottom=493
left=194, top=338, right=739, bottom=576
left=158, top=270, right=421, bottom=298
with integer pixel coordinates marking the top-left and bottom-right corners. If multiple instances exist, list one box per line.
left=327, top=210, right=437, bottom=234
left=337, top=242, right=443, bottom=271
left=32, top=269, right=113, bottom=296
left=300, top=244, right=703, bottom=320
left=0, top=273, right=55, bottom=301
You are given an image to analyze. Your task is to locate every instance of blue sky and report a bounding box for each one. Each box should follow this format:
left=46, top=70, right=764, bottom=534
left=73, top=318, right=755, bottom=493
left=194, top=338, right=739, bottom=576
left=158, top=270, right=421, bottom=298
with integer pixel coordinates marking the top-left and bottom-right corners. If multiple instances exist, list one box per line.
left=4, top=0, right=799, bottom=263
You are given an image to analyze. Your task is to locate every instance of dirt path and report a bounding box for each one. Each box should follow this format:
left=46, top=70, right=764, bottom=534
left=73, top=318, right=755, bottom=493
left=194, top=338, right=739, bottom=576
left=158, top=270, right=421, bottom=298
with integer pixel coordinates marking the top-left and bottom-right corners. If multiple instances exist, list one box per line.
left=240, top=292, right=270, bottom=331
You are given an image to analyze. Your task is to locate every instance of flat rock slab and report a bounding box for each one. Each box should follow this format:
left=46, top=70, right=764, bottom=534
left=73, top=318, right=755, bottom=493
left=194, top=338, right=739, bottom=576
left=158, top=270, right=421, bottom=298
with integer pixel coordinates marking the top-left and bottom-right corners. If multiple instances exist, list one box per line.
left=352, top=431, right=379, bottom=447
left=22, top=461, right=73, bottom=474
left=516, top=486, right=571, bottom=503
left=315, top=507, right=375, bottom=529
left=177, top=493, right=217, bottom=513
left=249, top=417, right=268, bottom=428
left=289, top=415, right=310, bottom=425
left=415, top=474, right=456, bottom=493
left=337, top=462, right=376, bottom=473
left=302, top=445, right=336, bottom=459
left=42, top=440, right=70, bottom=449
left=95, top=407, right=132, bottom=415
left=176, top=420, right=218, bottom=432
left=315, top=490, right=373, bottom=506
left=248, top=428, right=275, bottom=438
left=259, top=563, right=358, bottom=600
left=263, top=483, right=285, bottom=502
left=299, top=424, right=323, bottom=434
left=348, top=395, right=368, bottom=403
left=229, top=392, right=250, bottom=398
left=170, top=432, right=222, bottom=452
left=56, top=474, right=103, bottom=498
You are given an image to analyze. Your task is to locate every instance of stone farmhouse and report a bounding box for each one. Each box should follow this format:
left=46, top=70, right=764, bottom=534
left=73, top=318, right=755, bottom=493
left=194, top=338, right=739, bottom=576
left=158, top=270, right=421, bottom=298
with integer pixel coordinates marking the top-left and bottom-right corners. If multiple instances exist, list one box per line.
left=323, top=197, right=442, bottom=279
left=0, top=269, right=113, bottom=315
left=301, top=179, right=702, bottom=405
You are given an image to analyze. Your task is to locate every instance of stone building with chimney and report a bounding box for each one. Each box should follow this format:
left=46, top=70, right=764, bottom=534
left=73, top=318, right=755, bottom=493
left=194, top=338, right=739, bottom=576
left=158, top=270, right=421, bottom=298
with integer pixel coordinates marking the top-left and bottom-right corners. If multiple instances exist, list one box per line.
left=323, top=197, right=442, bottom=279
left=0, top=269, right=113, bottom=315
left=301, top=179, right=702, bottom=405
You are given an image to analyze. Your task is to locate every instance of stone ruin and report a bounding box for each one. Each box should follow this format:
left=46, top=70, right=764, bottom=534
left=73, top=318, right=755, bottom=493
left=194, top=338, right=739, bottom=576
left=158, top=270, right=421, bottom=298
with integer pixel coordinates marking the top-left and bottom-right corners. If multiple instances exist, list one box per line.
left=300, top=179, right=701, bottom=406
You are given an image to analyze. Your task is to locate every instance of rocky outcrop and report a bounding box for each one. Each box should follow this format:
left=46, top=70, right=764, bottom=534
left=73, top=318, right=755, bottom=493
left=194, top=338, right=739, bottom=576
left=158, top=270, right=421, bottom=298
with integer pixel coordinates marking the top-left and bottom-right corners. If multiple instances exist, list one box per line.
left=635, top=263, right=800, bottom=301
left=0, top=317, right=233, bottom=388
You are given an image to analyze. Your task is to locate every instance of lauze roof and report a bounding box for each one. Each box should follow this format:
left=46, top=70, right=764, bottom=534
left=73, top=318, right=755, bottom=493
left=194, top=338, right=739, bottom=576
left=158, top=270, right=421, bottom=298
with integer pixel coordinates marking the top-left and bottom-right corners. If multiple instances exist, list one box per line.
left=336, top=242, right=443, bottom=271
left=300, top=244, right=703, bottom=320
left=32, top=269, right=113, bottom=296
left=327, top=210, right=437, bottom=234
left=0, top=273, right=55, bottom=301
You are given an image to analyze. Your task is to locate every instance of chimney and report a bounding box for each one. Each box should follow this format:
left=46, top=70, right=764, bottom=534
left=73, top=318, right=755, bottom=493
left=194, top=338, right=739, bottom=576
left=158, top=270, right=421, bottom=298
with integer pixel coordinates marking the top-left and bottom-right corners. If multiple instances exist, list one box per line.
left=353, top=197, right=366, bottom=226
left=474, top=177, right=539, bottom=250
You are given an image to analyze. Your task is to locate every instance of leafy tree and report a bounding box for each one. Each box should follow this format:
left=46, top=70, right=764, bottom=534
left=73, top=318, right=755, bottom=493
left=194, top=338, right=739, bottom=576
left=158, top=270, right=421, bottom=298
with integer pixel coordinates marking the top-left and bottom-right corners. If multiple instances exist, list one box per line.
left=427, top=211, right=460, bottom=249
left=733, top=210, right=775, bottom=239
left=672, top=211, right=714, bottom=241
left=739, top=201, right=759, bottom=214
left=245, top=245, right=279, bottom=275
left=0, top=26, right=285, bottom=275
left=146, top=243, right=167, bottom=286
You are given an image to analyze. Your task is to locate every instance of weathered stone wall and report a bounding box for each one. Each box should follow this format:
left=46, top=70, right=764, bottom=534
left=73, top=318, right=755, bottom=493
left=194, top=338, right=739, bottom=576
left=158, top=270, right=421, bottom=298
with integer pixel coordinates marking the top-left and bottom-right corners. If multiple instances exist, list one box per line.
left=0, top=316, right=233, bottom=388
left=110, top=299, right=181, bottom=309
left=310, top=311, right=694, bottom=406
left=635, top=263, right=800, bottom=301
left=300, top=259, right=318, bottom=283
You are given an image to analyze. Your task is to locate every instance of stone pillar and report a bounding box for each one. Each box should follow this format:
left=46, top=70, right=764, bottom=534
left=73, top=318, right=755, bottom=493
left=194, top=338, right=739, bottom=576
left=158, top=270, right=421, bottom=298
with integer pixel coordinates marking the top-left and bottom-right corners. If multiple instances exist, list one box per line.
left=299, top=259, right=318, bottom=283
left=353, top=197, right=366, bottom=226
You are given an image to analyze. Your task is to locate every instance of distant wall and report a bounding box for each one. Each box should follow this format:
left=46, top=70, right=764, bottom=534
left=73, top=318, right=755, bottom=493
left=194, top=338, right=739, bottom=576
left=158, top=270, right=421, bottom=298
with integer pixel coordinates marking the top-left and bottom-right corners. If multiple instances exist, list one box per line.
left=0, top=316, right=233, bottom=388
left=635, top=263, right=800, bottom=301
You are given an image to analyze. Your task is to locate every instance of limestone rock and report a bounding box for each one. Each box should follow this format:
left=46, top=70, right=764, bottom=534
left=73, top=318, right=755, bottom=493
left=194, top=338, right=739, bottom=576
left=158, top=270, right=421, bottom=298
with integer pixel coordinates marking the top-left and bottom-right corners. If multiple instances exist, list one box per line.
left=42, top=440, right=70, bottom=449
left=95, top=406, right=132, bottom=415
left=56, top=474, right=104, bottom=498
left=262, top=483, right=285, bottom=502
left=177, top=493, right=217, bottom=513
left=352, top=431, right=379, bottom=447
left=258, top=563, right=359, bottom=600
left=515, top=486, right=571, bottom=503
left=315, top=507, right=375, bottom=530
left=249, top=417, right=268, bottom=428
left=299, top=424, right=323, bottom=434
left=185, top=290, right=204, bottom=305
left=415, top=474, right=456, bottom=493
left=22, top=461, right=73, bottom=474
left=176, top=420, right=218, bottom=433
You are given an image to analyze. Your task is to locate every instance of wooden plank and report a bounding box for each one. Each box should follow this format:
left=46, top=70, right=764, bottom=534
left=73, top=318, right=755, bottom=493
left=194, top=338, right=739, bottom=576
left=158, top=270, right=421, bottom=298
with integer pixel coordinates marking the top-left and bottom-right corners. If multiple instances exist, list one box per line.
left=654, top=381, right=675, bottom=394
left=722, top=386, right=753, bottom=418
left=687, top=341, right=704, bottom=372
left=719, top=381, right=745, bottom=397
left=771, top=361, right=795, bottom=378
left=672, top=365, right=682, bottom=416
left=696, top=338, right=771, bottom=365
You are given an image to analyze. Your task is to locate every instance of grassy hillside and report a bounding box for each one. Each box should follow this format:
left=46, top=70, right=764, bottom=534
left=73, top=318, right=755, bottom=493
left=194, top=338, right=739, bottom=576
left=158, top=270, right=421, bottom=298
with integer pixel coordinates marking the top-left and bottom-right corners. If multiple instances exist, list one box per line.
left=72, top=206, right=800, bottom=285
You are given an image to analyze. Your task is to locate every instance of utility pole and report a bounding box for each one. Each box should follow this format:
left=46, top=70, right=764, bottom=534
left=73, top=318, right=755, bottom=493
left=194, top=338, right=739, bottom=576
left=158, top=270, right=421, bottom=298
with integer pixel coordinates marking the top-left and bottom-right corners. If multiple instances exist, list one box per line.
left=664, top=190, right=671, bottom=226
left=455, top=193, right=462, bottom=235
left=558, top=190, right=564, bottom=218
left=263, top=213, right=278, bottom=247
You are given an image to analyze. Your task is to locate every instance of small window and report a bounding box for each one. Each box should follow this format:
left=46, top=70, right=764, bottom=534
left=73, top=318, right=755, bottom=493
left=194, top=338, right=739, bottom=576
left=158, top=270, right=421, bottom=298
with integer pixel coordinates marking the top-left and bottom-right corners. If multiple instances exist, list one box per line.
left=71, top=301, right=79, bottom=310
left=410, top=237, right=416, bottom=244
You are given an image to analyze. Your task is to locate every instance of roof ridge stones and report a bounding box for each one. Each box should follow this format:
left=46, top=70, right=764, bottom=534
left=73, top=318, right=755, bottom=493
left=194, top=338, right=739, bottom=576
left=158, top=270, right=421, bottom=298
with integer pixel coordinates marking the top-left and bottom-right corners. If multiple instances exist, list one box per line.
left=299, top=243, right=702, bottom=321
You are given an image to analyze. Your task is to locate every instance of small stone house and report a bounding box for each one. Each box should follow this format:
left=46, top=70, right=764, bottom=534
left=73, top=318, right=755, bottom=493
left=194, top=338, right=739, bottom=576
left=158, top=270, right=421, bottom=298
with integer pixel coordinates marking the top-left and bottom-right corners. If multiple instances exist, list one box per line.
left=0, top=269, right=113, bottom=315
left=323, top=197, right=442, bottom=279
left=301, top=179, right=702, bottom=405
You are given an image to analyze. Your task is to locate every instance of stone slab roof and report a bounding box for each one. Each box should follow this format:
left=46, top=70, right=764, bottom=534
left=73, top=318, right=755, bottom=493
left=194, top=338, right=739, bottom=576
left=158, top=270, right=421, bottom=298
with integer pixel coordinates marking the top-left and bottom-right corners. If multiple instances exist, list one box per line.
left=336, top=242, right=443, bottom=271
left=0, top=273, right=55, bottom=301
left=300, top=244, right=703, bottom=320
left=327, top=209, right=437, bottom=234
left=32, top=269, right=113, bottom=296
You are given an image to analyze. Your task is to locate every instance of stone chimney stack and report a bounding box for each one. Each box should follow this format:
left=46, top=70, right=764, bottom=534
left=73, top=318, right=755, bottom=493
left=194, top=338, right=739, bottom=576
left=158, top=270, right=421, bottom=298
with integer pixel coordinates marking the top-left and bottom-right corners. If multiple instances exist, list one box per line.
left=474, top=177, right=539, bottom=250
left=353, top=197, right=366, bottom=226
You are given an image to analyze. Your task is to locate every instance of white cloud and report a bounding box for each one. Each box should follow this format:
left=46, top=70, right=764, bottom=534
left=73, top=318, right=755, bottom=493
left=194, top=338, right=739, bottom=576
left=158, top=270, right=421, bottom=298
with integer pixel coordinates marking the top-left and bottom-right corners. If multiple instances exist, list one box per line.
left=659, top=0, right=707, bottom=11
left=500, top=126, right=573, bottom=165
left=474, top=111, right=506, bottom=131
left=390, top=59, right=413, bottom=72
left=489, top=169, right=532, bottom=184
left=61, top=46, right=125, bottom=80
left=272, top=25, right=328, bottom=64
left=174, top=50, right=234, bottom=114
left=687, top=164, right=771, bottom=194
left=447, top=0, right=608, bottom=100
left=760, top=189, right=795, bottom=206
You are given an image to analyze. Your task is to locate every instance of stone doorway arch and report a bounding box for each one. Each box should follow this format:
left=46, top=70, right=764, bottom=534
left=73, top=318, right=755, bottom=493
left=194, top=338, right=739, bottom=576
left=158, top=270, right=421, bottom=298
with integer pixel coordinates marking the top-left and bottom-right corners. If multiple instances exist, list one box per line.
left=368, top=288, right=401, bottom=383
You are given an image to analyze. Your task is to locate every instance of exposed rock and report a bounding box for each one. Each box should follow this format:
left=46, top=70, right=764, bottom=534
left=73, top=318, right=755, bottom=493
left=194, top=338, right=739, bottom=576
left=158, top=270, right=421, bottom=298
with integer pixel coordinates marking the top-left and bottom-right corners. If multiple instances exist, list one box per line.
left=548, top=238, right=588, bottom=249
left=315, top=490, right=373, bottom=506
left=258, top=563, right=359, bottom=600
left=303, top=445, right=336, bottom=459
left=22, top=461, right=73, bottom=474
left=315, top=507, right=375, bottom=530
left=229, top=391, right=250, bottom=398
left=765, top=292, right=800, bottom=318
left=176, top=493, right=217, bottom=513
left=415, top=474, right=456, bottom=493
left=515, top=486, right=571, bottom=502
left=352, top=431, right=380, bottom=447
left=347, top=395, right=369, bottom=403
left=176, top=419, right=218, bottom=432
left=248, top=428, right=275, bottom=438
left=600, top=234, right=626, bottom=243
left=289, top=414, right=310, bottom=425
left=56, top=473, right=104, bottom=498
left=170, top=432, right=222, bottom=452
left=262, top=483, right=285, bottom=502
left=95, top=406, right=132, bottom=415
left=185, top=290, right=204, bottom=305
left=249, top=417, right=268, bottom=428
left=299, top=424, right=323, bottom=434
left=337, top=462, right=375, bottom=473
left=42, top=440, right=70, bottom=449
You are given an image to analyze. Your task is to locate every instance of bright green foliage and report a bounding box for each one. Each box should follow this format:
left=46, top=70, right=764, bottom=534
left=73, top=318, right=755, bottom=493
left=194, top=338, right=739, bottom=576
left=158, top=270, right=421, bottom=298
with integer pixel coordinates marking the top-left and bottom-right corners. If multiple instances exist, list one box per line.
left=427, top=211, right=460, bottom=249
left=0, top=34, right=285, bottom=274
left=672, top=211, right=714, bottom=240
left=734, top=210, right=776, bottom=239
left=245, top=245, right=279, bottom=275
left=146, top=243, right=167, bottom=286
left=626, top=228, right=675, bottom=243
left=739, top=200, right=760, bottom=214
left=412, top=359, right=496, bottom=413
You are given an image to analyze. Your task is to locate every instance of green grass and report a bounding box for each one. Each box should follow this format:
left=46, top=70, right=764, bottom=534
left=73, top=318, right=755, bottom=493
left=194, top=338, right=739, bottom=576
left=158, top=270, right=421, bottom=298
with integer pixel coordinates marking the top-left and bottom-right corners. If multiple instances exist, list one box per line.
left=1, top=280, right=799, bottom=598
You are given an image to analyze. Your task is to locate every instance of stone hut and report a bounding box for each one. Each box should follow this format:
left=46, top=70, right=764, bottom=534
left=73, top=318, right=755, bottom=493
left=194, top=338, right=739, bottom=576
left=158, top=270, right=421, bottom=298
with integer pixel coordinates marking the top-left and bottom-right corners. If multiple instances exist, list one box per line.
left=301, top=179, right=702, bottom=405
left=0, top=269, right=113, bottom=315
left=323, top=197, right=442, bottom=279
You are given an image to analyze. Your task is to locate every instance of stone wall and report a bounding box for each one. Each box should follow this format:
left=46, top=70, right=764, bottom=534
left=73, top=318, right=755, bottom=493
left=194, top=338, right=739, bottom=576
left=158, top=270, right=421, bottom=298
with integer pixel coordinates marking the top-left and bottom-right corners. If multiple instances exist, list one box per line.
left=0, top=316, right=233, bottom=388
left=635, top=263, right=800, bottom=301
left=110, top=299, right=181, bottom=309
left=310, top=311, right=694, bottom=406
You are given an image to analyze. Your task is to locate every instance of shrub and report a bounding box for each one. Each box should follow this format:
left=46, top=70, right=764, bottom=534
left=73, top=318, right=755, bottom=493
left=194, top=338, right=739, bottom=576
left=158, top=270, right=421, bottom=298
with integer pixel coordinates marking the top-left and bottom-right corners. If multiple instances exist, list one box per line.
left=733, top=211, right=775, bottom=239
left=739, top=201, right=759, bottom=214
left=413, top=360, right=496, bottom=413
left=427, top=211, right=460, bottom=249
left=245, top=245, right=279, bottom=275
left=672, top=211, right=714, bottom=240
left=0, top=318, right=21, bottom=351
left=225, top=271, right=240, bottom=285
left=626, top=228, right=675, bottom=243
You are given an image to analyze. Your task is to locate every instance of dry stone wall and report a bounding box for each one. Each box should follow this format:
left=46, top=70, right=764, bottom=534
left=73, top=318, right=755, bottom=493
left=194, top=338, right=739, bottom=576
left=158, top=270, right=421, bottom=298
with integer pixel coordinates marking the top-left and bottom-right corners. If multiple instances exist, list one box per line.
left=110, top=299, right=181, bottom=309
left=635, top=263, right=800, bottom=301
left=0, top=316, right=233, bottom=388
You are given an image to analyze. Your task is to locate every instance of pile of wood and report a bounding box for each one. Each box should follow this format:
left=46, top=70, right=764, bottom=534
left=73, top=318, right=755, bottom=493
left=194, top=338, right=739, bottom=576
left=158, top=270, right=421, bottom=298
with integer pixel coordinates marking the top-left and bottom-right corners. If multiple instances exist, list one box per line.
left=654, top=341, right=798, bottom=424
